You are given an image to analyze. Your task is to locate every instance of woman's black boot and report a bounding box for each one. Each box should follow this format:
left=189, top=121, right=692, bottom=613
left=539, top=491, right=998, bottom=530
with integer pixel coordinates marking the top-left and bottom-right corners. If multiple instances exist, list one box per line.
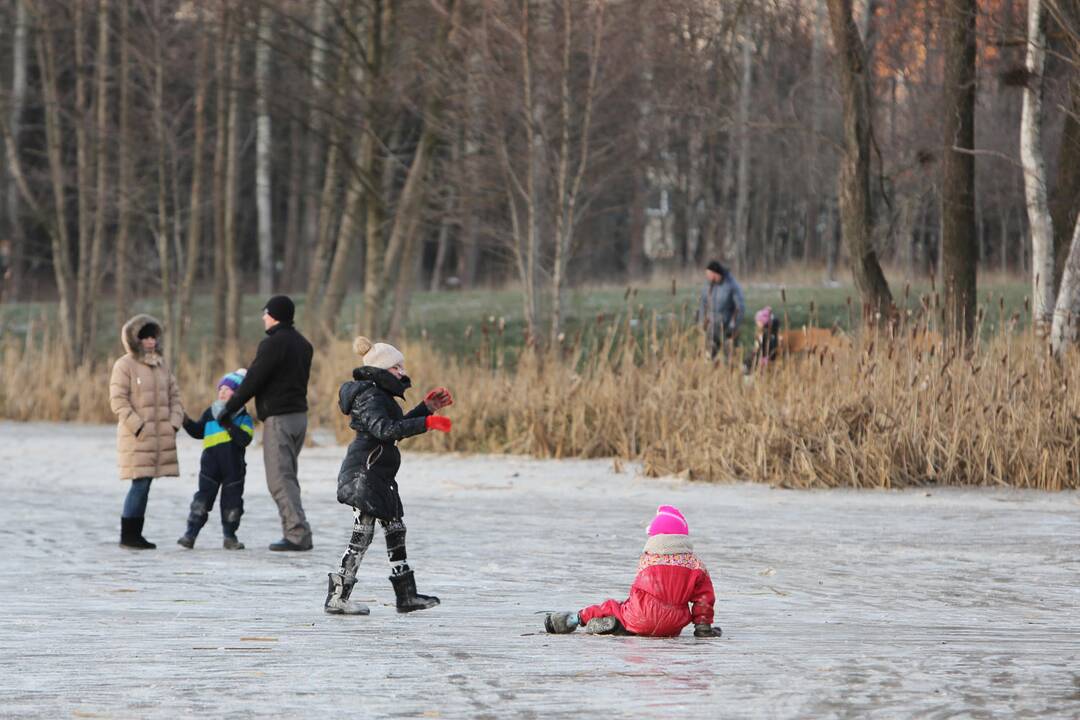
left=120, top=517, right=156, bottom=550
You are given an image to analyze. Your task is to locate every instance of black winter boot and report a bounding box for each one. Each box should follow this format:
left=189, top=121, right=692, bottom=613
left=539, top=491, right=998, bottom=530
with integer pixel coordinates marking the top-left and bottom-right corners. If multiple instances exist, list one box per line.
left=324, top=573, right=370, bottom=615
left=120, top=517, right=156, bottom=550
left=389, top=571, right=440, bottom=613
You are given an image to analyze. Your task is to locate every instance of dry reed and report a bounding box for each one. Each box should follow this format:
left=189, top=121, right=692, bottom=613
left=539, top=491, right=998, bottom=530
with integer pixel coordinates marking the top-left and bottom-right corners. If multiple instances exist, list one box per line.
left=3, top=309, right=1077, bottom=491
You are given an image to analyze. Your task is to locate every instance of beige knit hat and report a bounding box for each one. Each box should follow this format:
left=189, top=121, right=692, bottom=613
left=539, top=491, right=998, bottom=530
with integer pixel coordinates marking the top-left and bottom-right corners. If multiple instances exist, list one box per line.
left=353, top=336, right=405, bottom=371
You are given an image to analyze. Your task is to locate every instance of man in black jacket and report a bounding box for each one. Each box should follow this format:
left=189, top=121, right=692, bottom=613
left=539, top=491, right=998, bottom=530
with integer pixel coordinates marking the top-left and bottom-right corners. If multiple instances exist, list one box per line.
left=223, top=295, right=315, bottom=551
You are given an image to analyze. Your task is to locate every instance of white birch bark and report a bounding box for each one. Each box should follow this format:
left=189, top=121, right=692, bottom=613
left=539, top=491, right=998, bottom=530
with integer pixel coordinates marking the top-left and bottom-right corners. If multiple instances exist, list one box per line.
left=255, top=6, right=274, bottom=296
left=1021, top=0, right=1055, bottom=335
left=1050, top=217, right=1080, bottom=354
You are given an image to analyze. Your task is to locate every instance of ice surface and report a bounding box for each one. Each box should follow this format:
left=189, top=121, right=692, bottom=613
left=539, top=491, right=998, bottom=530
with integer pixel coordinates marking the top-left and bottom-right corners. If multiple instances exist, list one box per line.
left=1, top=421, right=1079, bottom=718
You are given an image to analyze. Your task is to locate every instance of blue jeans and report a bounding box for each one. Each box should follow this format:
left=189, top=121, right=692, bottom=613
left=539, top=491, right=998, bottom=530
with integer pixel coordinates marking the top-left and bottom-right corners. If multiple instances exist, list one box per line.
left=122, top=478, right=152, bottom=518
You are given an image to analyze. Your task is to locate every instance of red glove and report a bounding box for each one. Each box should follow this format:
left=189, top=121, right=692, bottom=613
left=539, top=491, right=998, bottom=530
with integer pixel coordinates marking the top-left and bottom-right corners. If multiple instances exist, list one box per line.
left=425, top=415, right=452, bottom=433
left=424, top=387, right=454, bottom=411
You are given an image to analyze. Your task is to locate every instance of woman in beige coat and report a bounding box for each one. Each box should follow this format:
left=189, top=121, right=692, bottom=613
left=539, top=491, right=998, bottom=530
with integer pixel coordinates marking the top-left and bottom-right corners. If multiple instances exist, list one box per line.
left=109, top=314, right=184, bottom=549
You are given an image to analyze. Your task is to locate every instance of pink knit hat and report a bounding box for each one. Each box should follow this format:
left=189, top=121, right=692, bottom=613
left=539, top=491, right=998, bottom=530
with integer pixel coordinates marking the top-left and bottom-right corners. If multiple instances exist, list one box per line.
left=755, top=306, right=773, bottom=327
left=647, top=505, right=689, bottom=536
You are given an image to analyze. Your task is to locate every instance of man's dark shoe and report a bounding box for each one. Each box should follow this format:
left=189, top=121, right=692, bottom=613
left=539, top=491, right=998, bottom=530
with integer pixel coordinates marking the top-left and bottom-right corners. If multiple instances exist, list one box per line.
left=268, top=538, right=313, bottom=552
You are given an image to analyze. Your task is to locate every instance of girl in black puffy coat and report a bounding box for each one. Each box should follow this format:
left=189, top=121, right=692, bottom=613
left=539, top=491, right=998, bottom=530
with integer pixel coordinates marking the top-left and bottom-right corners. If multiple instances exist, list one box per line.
left=324, top=337, right=453, bottom=616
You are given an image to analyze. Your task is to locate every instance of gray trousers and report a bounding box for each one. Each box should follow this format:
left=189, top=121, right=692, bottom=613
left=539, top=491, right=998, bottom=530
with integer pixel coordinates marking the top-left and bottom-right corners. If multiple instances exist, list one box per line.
left=263, top=412, right=312, bottom=545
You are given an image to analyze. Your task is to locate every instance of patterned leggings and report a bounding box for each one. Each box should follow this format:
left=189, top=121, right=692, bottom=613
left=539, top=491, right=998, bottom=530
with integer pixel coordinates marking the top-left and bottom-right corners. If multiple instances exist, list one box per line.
left=338, top=508, right=410, bottom=581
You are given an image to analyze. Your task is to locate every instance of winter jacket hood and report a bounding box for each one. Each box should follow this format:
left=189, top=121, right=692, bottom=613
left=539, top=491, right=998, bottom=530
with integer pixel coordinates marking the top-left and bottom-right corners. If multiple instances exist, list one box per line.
left=120, top=313, right=165, bottom=365
left=110, top=314, right=183, bottom=480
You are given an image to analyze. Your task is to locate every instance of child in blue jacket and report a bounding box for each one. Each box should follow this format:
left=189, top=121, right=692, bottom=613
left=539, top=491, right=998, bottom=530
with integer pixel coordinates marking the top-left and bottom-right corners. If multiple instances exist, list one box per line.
left=178, top=370, right=254, bottom=550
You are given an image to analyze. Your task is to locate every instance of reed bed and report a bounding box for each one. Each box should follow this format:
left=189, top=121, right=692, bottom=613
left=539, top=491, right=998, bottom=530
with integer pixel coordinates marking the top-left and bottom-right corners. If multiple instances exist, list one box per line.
left=3, top=308, right=1078, bottom=490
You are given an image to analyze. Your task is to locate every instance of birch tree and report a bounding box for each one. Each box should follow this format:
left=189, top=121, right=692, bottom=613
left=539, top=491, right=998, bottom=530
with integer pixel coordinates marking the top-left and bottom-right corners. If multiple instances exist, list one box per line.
left=1020, top=0, right=1055, bottom=336
left=255, top=4, right=274, bottom=296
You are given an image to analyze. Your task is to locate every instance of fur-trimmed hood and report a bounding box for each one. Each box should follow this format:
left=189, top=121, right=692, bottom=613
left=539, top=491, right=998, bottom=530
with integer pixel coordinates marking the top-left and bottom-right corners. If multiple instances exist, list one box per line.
left=643, top=533, right=695, bottom=555
left=120, top=313, right=165, bottom=363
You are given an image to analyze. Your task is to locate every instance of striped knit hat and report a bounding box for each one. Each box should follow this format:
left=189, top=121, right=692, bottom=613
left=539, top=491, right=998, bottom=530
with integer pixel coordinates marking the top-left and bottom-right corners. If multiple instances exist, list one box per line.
left=217, top=368, right=247, bottom=392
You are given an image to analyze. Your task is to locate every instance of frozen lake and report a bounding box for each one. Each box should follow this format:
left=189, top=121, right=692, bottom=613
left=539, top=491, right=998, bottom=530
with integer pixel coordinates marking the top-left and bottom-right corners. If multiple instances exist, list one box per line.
left=2, top=421, right=1079, bottom=718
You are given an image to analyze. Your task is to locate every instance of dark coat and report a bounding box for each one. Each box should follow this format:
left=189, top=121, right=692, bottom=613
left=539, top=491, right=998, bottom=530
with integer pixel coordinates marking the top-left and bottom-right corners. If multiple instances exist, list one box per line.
left=183, top=406, right=255, bottom=486
left=224, top=323, right=313, bottom=421
left=336, top=366, right=431, bottom=519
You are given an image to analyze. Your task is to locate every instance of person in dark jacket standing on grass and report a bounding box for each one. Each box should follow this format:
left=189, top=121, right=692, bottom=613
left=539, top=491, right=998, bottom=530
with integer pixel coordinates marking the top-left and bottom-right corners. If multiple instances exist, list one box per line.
left=698, top=260, right=746, bottom=359
left=221, top=295, right=315, bottom=551
left=324, top=336, right=453, bottom=616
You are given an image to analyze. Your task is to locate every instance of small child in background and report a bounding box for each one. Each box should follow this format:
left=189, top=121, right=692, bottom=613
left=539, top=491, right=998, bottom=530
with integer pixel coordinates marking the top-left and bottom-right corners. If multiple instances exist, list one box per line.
left=544, top=506, right=721, bottom=638
left=745, top=306, right=781, bottom=374
left=177, top=370, right=254, bottom=550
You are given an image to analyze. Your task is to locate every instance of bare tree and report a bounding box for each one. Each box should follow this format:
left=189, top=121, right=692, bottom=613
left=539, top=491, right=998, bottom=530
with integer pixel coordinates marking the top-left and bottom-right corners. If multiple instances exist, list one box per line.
left=1020, top=0, right=1055, bottom=336
left=940, top=0, right=978, bottom=341
left=255, top=4, right=274, bottom=296
left=5, top=0, right=28, bottom=302
left=826, top=0, right=892, bottom=318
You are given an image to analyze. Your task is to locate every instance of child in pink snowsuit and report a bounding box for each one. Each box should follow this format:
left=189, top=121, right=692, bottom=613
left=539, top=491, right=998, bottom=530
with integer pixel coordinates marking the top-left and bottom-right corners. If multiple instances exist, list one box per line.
left=545, top=506, right=722, bottom=638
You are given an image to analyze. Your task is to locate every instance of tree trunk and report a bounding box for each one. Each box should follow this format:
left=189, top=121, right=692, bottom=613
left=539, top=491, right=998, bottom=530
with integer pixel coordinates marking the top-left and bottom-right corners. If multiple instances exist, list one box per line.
left=1051, top=76, right=1080, bottom=291
left=6, top=0, right=28, bottom=302
left=73, top=1, right=92, bottom=362
left=361, top=0, right=388, bottom=338
left=115, top=0, right=132, bottom=326
left=1050, top=215, right=1080, bottom=354
left=85, top=0, right=111, bottom=358
left=733, top=25, right=753, bottom=275
left=429, top=143, right=458, bottom=292
left=550, top=0, right=602, bottom=345
left=1021, top=0, right=1055, bottom=336
left=212, top=9, right=230, bottom=351
left=940, top=0, right=978, bottom=341
left=826, top=0, right=893, bottom=317
left=282, top=118, right=303, bottom=292
left=383, top=122, right=438, bottom=339
left=255, top=5, right=274, bottom=296
left=224, top=32, right=241, bottom=366
left=153, top=1, right=176, bottom=368
left=304, top=57, right=350, bottom=318
left=36, top=20, right=78, bottom=365
left=298, top=0, right=329, bottom=291
left=318, top=146, right=366, bottom=338
left=178, top=22, right=209, bottom=355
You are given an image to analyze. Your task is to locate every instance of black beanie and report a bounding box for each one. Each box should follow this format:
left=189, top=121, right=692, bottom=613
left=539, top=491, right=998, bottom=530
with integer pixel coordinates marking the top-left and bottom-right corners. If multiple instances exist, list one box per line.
left=264, top=295, right=295, bottom=324
left=137, top=323, right=160, bottom=340
left=706, top=260, right=726, bottom=276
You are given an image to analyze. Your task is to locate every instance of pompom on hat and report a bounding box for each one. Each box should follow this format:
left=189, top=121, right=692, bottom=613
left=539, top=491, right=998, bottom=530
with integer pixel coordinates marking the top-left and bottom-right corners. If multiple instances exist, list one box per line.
left=353, top=336, right=406, bottom=371
left=217, top=368, right=247, bottom=391
left=647, top=505, right=689, bottom=536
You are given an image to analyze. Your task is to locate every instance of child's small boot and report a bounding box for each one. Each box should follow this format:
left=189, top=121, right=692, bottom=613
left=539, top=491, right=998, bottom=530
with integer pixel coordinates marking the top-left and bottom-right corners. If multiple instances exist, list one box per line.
left=177, top=522, right=200, bottom=549
left=584, top=616, right=628, bottom=635
left=544, top=611, right=580, bottom=634
left=120, top=517, right=156, bottom=550
left=222, top=521, right=244, bottom=550
left=694, top=623, right=722, bottom=638
left=324, top=572, right=370, bottom=615
left=390, top=571, right=440, bottom=613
